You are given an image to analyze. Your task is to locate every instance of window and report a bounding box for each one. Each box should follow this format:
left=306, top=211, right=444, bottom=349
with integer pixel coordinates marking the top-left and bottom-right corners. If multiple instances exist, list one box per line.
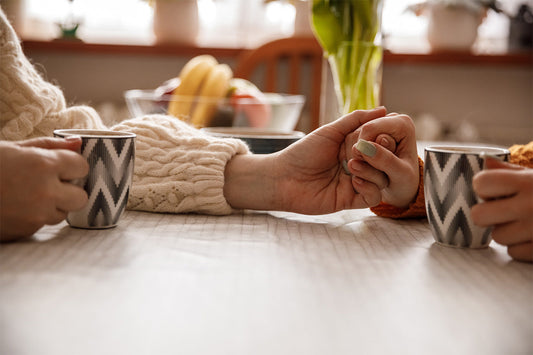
left=22, top=0, right=527, bottom=52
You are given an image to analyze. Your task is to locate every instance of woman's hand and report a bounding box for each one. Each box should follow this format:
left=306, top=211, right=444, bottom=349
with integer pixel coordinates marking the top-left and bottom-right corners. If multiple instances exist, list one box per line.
left=224, top=107, right=389, bottom=214
left=471, top=158, right=533, bottom=263
left=0, top=137, right=89, bottom=241
left=347, top=113, right=420, bottom=208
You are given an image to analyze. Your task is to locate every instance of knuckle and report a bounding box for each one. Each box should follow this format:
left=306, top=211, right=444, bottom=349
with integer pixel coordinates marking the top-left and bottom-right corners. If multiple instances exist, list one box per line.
left=398, top=114, right=415, bottom=128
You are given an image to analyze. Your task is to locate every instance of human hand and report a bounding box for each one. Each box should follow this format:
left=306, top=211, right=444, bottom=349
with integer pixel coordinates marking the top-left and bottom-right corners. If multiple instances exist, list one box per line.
left=340, top=125, right=396, bottom=205
left=471, top=158, right=533, bottom=263
left=271, top=107, right=390, bottom=214
left=0, top=137, right=89, bottom=241
left=346, top=113, right=419, bottom=208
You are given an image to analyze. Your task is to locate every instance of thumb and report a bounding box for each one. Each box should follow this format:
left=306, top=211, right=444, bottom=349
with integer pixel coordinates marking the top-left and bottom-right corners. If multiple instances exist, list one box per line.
left=326, top=106, right=387, bottom=136
left=17, top=136, right=82, bottom=152
left=483, top=156, right=522, bottom=171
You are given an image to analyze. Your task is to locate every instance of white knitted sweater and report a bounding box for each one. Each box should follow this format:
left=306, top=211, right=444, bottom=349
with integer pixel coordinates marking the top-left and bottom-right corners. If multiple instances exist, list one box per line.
left=0, top=9, right=250, bottom=215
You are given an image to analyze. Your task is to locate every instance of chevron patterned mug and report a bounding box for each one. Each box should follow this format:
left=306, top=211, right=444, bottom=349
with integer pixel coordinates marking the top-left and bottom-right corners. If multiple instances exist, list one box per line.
left=54, top=129, right=136, bottom=229
left=424, top=145, right=509, bottom=249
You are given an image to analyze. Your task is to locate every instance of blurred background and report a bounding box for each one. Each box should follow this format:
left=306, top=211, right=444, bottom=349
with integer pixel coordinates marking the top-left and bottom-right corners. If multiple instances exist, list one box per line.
left=2, top=0, right=532, bottom=146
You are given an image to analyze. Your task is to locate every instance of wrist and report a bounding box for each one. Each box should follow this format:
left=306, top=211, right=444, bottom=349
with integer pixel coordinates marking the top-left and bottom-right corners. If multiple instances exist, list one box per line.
left=223, top=153, right=279, bottom=211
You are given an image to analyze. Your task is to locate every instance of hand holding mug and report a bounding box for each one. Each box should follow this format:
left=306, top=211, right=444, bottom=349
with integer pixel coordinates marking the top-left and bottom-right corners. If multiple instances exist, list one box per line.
left=0, top=137, right=89, bottom=241
left=472, top=158, right=533, bottom=262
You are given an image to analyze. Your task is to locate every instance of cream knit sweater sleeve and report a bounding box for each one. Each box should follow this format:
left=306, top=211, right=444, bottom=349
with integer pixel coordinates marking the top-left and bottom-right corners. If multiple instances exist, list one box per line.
left=0, top=10, right=105, bottom=139
left=111, top=116, right=250, bottom=215
left=0, top=9, right=251, bottom=215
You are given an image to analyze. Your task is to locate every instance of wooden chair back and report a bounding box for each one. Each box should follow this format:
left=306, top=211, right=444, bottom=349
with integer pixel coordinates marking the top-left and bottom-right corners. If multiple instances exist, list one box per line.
left=234, top=36, right=324, bottom=132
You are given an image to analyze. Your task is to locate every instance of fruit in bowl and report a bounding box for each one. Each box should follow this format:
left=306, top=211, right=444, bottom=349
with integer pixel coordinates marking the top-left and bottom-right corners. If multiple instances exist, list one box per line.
left=124, top=55, right=305, bottom=132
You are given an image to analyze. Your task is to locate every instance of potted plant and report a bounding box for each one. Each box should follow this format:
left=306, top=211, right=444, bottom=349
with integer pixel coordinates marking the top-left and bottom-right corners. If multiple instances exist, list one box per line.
left=148, top=0, right=200, bottom=45
left=407, top=0, right=502, bottom=51
left=264, top=0, right=314, bottom=37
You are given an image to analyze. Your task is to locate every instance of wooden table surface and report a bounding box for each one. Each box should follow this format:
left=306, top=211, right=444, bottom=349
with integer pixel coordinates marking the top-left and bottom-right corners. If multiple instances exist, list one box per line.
left=1, top=207, right=531, bottom=355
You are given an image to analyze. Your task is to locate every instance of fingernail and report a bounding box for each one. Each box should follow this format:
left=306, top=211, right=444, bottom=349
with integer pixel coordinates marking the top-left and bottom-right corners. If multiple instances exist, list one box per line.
left=355, top=139, right=377, bottom=157
left=379, top=136, right=389, bottom=147
left=341, top=159, right=351, bottom=176
left=349, top=160, right=362, bottom=172
left=352, top=176, right=364, bottom=185
left=65, top=135, right=81, bottom=141
left=480, top=152, right=505, bottom=170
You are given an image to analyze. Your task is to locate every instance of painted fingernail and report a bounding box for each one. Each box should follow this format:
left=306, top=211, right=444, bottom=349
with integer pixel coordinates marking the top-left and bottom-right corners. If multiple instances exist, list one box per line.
left=341, top=159, right=351, bottom=176
left=355, top=139, right=377, bottom=157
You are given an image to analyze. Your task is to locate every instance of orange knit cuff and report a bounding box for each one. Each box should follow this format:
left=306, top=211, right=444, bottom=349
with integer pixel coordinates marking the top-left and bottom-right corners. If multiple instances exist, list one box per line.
left=370, top=156, right=427, bottom=219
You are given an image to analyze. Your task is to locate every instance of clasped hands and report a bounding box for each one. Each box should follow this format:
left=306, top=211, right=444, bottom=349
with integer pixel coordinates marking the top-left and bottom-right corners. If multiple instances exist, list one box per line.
left=254, top=106, right=531, bottom=262
left=255, top=106, right=419, bottom=214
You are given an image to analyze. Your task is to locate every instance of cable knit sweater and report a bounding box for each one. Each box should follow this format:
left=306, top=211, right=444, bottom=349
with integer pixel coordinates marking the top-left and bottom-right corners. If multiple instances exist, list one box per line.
left=0, top=9, right=250, bottom=215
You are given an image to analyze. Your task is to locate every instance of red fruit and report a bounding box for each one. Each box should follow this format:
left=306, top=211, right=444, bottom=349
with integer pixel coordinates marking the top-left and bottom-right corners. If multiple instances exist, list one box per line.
left=230, top=91, right=271, bottom=128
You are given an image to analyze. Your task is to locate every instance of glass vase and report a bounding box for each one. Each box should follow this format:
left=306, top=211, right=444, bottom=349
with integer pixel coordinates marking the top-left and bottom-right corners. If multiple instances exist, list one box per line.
left=311, top=0, right=384, bottom=117
left=328, top=40, right=382, bottom=115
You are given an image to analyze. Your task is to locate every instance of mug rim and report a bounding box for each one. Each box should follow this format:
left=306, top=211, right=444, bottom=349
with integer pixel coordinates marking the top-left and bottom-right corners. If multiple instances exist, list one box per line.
left=53, top=129, right=136, bottom=139
left=424, top=145, right=509, bottom=155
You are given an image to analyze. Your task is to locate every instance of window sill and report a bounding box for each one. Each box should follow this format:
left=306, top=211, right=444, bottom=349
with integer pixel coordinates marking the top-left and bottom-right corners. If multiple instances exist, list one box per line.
left=20, top=38, right=533, bottom=66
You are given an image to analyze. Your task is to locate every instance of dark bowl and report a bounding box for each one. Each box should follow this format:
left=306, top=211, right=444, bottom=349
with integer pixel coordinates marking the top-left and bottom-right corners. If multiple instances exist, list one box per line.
left=201, top=127, right=305, bottom=154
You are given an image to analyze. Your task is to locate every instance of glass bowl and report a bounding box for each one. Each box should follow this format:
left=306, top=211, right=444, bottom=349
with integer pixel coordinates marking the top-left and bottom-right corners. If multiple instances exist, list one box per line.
left=124, top=89, right=305, bottom=132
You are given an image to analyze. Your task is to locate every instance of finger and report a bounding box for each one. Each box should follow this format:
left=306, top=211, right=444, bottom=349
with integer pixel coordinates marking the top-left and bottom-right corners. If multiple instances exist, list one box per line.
left=342, top=130, right=362, bottom=161
left=17, top=136, right=82, bottom=152
left=55, top=182, right=89, bottom=212
left=357, top=114, right=415, bottom=144
left=352, top=139, right=406, bottom=176
left=47, top=209, right=69, bottom=226
left=471, top=193, right=528, bottom=227
left=352, top=134, right=395, bottom=161
left=351, top=178, right=382, bottom=207
left=375, top=134, right=396, bottom=153
left=348, top=159, right=389, bottom=190
left=473, top=169, right=523, bottom=200
left=55, top=150, right=90, bottom=181
left=490, top=220, right=533, bottom=246
left=507, top=242, right=533, bottom=263
left=483, top=157, right=522, bottom=170
left=328, top=106, right=387, bottom=136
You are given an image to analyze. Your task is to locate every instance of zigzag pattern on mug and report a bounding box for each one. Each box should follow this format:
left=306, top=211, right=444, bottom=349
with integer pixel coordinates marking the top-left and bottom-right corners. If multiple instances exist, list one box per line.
left=82, top=138, right=135, bottom=226
left=426, top=192, right=491, bottom=247
left=424, top=152, right=489, bottom=247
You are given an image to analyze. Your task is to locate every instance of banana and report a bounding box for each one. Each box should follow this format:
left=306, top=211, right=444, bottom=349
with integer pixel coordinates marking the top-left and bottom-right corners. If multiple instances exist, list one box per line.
left=167, top=55, right=218, bottom=120
left=189, top=63, right=233, bottom=128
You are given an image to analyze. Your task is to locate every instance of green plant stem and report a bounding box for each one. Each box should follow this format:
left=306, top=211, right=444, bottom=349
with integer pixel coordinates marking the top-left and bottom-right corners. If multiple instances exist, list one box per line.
left=311, top=0, right=383, bottom=114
